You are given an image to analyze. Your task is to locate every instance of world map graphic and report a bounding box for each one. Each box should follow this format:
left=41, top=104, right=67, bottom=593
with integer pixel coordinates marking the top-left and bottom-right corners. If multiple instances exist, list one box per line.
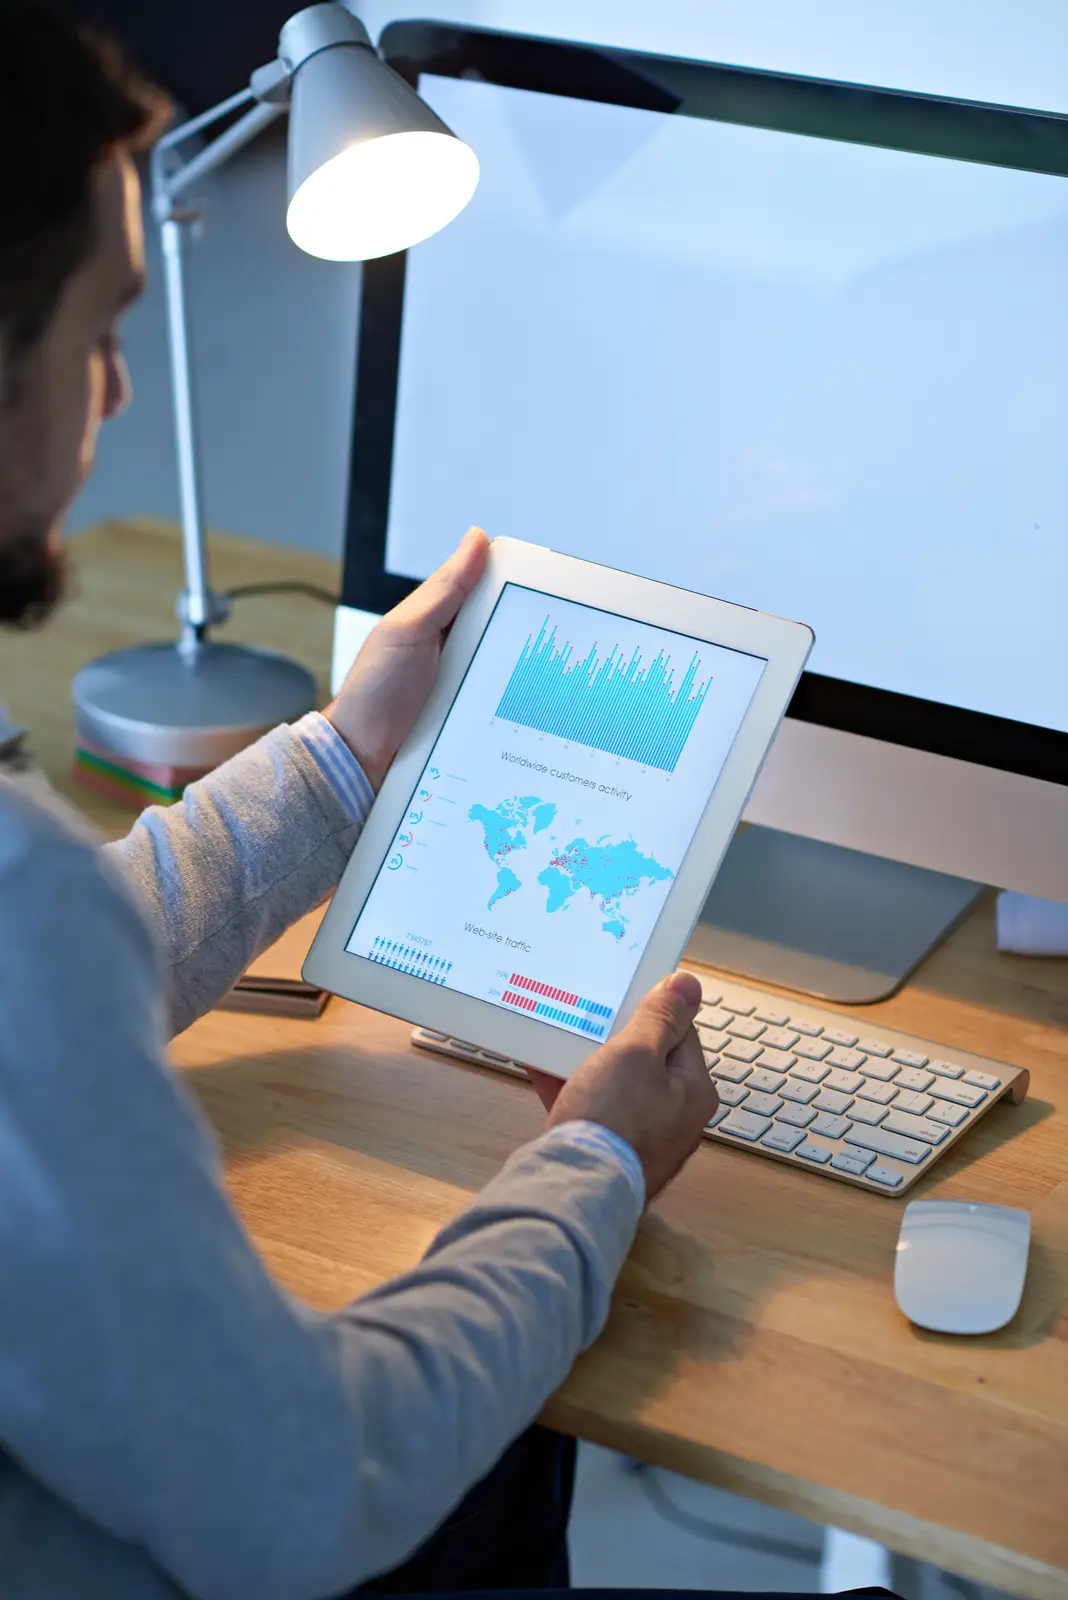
left=468, top=794, right=673, bottom=939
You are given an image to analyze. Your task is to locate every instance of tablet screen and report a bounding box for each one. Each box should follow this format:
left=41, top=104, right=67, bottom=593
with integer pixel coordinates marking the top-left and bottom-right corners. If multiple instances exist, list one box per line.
left=346, top=584, right=765, bottom=1039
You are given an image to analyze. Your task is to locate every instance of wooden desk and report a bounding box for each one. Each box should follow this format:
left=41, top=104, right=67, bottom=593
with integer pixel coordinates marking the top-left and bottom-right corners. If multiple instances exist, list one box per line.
left=10, top=521, right=1068, bottom=1600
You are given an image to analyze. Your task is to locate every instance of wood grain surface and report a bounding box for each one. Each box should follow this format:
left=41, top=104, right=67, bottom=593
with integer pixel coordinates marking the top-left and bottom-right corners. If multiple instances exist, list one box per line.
left=11, top=521, right=1068, bottom=1599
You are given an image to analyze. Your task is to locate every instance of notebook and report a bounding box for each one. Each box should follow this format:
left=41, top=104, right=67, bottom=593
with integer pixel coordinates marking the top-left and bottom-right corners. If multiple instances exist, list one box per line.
left=218, top=906, right=330, bottom=1018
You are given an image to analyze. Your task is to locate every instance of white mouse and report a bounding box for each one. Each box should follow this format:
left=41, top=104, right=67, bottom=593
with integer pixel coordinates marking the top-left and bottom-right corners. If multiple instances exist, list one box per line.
left=894, top=1199, right=1031, bottom=1335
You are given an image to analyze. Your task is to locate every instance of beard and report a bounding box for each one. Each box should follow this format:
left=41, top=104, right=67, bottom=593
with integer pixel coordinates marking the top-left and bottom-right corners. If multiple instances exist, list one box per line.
left=0, top=521, right=68, bottom=628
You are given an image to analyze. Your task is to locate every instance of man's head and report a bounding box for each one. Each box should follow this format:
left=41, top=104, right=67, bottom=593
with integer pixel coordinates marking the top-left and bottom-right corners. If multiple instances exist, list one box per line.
left=0, top=2, right=169, bottom=627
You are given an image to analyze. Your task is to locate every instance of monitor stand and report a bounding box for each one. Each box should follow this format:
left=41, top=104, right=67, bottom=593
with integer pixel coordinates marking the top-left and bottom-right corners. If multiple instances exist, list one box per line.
left=685, top=824, right=982, bottom=1004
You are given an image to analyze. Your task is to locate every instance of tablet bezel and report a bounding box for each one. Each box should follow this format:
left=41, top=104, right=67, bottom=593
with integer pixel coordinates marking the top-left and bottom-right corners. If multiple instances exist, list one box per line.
left=305, top=538, right=813, bottom=1078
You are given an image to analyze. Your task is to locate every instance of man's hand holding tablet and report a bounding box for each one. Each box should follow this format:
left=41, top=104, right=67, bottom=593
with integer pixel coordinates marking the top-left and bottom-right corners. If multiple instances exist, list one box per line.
left=324, top=526, right=491, bottom=792
left=543, top=969, right=719, bottom=1199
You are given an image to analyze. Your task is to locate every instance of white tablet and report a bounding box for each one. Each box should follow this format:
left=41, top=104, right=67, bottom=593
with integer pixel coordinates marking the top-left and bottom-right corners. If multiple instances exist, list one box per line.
left=305, top=539, right=813, bottom=1079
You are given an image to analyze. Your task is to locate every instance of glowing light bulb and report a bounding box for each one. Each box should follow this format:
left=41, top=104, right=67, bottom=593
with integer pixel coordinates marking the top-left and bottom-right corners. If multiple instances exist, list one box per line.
left=286, top=130, right=479, bottom=261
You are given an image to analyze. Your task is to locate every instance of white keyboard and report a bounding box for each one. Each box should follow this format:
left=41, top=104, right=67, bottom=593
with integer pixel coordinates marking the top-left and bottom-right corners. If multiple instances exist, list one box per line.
left=411, top=970, right=1029, bottom=1197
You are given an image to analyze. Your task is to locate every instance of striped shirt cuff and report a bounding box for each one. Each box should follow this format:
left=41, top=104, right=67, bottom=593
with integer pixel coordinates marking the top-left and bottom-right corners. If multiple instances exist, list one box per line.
left=538, top=1119, right=646, bottom=1212
left=294, top=711, right=375, bottom=827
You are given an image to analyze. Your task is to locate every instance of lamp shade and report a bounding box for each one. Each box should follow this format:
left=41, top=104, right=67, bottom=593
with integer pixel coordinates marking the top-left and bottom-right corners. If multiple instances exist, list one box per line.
left=281, top=7, right=479, bottom=261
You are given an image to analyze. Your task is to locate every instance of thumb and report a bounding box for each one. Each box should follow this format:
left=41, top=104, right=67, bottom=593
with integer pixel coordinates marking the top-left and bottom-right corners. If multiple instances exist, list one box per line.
left=394, top=527, right=489, bottom=639
left=630, top=969, right=703, bottom=1055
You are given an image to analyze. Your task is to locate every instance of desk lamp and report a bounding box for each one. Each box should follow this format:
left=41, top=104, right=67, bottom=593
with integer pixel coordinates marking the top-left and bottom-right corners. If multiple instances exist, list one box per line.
left=72, top=3, right=478, bottom=800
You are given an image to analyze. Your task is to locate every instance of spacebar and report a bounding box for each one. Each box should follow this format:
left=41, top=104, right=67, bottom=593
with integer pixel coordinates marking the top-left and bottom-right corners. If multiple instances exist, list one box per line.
left=844, top=1125, right=930, bottom=1164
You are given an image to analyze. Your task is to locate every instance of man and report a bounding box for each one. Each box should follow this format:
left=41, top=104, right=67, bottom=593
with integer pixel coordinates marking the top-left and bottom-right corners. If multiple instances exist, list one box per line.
left=0, top=6, right=717, bottom=1598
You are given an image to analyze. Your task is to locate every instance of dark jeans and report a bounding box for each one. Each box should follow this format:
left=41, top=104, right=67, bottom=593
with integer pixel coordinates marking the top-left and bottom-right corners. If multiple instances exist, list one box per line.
left=352, top=1426, right=901, bottom=1599
left=355, top=1426, right=575, bottom=1594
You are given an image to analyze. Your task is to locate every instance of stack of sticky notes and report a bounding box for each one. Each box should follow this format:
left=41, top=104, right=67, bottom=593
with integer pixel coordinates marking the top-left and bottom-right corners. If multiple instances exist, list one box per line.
left=72, top=734, right=212, bottom=808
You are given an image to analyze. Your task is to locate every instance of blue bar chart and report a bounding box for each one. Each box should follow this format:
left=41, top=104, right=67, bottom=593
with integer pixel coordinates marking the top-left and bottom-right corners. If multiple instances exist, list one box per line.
left=494, top=617, right=711, bottom=772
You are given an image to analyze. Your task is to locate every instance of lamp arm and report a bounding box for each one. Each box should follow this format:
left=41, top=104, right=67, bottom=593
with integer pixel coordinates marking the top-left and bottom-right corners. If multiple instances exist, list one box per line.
left=150, top=71, right=291, bottom=650
left=151, top=76, right=291, bottom=219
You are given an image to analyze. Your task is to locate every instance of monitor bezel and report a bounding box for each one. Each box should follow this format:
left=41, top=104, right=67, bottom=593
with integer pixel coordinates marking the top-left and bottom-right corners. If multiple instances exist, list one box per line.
left=341, top=20, right=1068, bottom=788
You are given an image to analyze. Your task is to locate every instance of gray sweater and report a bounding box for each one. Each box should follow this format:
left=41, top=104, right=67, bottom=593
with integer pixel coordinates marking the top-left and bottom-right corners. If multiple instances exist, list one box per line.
left=0, top=721, right=642, bottom=1600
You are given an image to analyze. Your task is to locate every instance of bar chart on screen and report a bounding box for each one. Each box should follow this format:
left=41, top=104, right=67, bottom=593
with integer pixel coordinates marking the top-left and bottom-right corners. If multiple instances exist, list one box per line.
left=494, top=615, right=711, bottom=772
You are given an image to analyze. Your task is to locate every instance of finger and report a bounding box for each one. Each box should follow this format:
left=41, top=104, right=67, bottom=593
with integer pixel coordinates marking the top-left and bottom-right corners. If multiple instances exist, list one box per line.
left=390, top=528, right=489, bottom=639
left=667, top=1023, right=707, bottom=1074
left=669, top=1027, right=720, bottom=1114
left=628, top=969, right=703, bottom=1055
left=525, top=1066, right=565, bottom=1113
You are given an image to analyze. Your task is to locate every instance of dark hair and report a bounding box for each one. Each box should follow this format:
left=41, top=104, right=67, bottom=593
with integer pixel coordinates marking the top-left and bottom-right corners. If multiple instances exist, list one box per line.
left=0, top=1, right=170, bottom=372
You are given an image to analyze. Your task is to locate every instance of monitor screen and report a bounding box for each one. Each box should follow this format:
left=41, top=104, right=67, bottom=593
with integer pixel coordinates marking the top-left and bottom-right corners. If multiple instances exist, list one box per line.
left=375, top=73, right=1067, bottom=737
left=345, top=582, right=765, bottom=1037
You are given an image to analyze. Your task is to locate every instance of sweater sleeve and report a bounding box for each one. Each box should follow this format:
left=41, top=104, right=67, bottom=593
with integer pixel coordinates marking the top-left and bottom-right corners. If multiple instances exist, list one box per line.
left=107, top=716, right=371, bottom=1037
left=0, top=818, right=640, bottom=1600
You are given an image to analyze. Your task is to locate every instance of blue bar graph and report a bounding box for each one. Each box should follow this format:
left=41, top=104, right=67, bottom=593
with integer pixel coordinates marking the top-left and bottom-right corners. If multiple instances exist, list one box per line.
left=495, top=617, right=711, bottom=773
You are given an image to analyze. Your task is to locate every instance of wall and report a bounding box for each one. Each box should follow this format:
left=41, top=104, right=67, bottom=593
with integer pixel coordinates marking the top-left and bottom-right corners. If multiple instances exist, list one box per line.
left=69, top=1, right=1065, bottom=557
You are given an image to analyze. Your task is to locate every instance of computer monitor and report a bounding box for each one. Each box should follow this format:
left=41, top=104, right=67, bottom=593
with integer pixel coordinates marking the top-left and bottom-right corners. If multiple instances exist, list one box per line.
left=333, top=23, right=1068, bottom=1000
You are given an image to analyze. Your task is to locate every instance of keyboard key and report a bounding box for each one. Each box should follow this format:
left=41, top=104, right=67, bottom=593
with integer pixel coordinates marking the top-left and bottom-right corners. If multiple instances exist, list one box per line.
left=811, top=1112, right=851, bottom=1139
left=849, top=1099, right=889, bottom=1126
left=866, top=1163, right=904, bottom=1189
left=797, top=1140, right=832, bottom=1164
left=844, top=1126, right=930, bottom=1165
left=756, top=1047, right=797, bottom=1073
left=722, top=1040, right=763, bottom=1064
left=857, top=1038, right=894, bottom=1057
left=760, top=1027, right=800, bottom=1051
left=825, top=1048, right=867, bottom=1073
left=832, top=1149, right=875, bottom=1176
left=930, top=1081, right=987, bottom=1109
left=702, top=1052, right=721, bottom=1070
left=698, top=987, right=723, bottom=1008
left=726, top=1016, right=766, bottom=1041
left=722, top=999, right=755, bottom=1016
left=927, top=1101, right=968, bottom=1128
left=856, top=1078, right=898, bottom=1105
left=823, top=1028, right=859, bottom=1048
left=712, top=1060, right=752, bottom=1084
left=963, top=1069, right=1001, bottom=1091
left=813, top=1088, right=854, bottom=1116
left=882, top=1110, right=949, bottom=1145
left=720, top=1109, right=773, bottom=1141
left=715, top=1081, right=750, bottom=1107
left=762, top=1124, right=806, bottom=1154
left=791, top=1060, right=830, bottom=1084
left=706, top=1104, right=730, bottom=1128
left=894, top=1066, right=934, bottom=1092
left=892, top=1050, right=929, bottom=1068
left=927, top=1059, right=964, bottom=1080
left=754, top=1007, right=790, bottom=1026
left=859, top=1058, right=899, bottom=1082
left=744, top=1091, right=784, bottom=1117
left=790, top=1017, right=824, bottom=1037
left=698, top=1008, right=733, bottom=1033
left=747, top=1068, right=786, bottom=1093
left=779, top=1079, right=819, bottom=1105
left=892, top=1089, right=934, bottom=1116
left=776, top=1102, right=817, bottom=1128
left=794, top=1039, right=833, bottom=1062
left=824, top=1067, right=865, bottom=1094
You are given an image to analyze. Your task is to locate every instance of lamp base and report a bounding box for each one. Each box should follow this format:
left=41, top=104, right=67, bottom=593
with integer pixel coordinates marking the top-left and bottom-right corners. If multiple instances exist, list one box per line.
left=72, top=640, right=318, bottom=771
